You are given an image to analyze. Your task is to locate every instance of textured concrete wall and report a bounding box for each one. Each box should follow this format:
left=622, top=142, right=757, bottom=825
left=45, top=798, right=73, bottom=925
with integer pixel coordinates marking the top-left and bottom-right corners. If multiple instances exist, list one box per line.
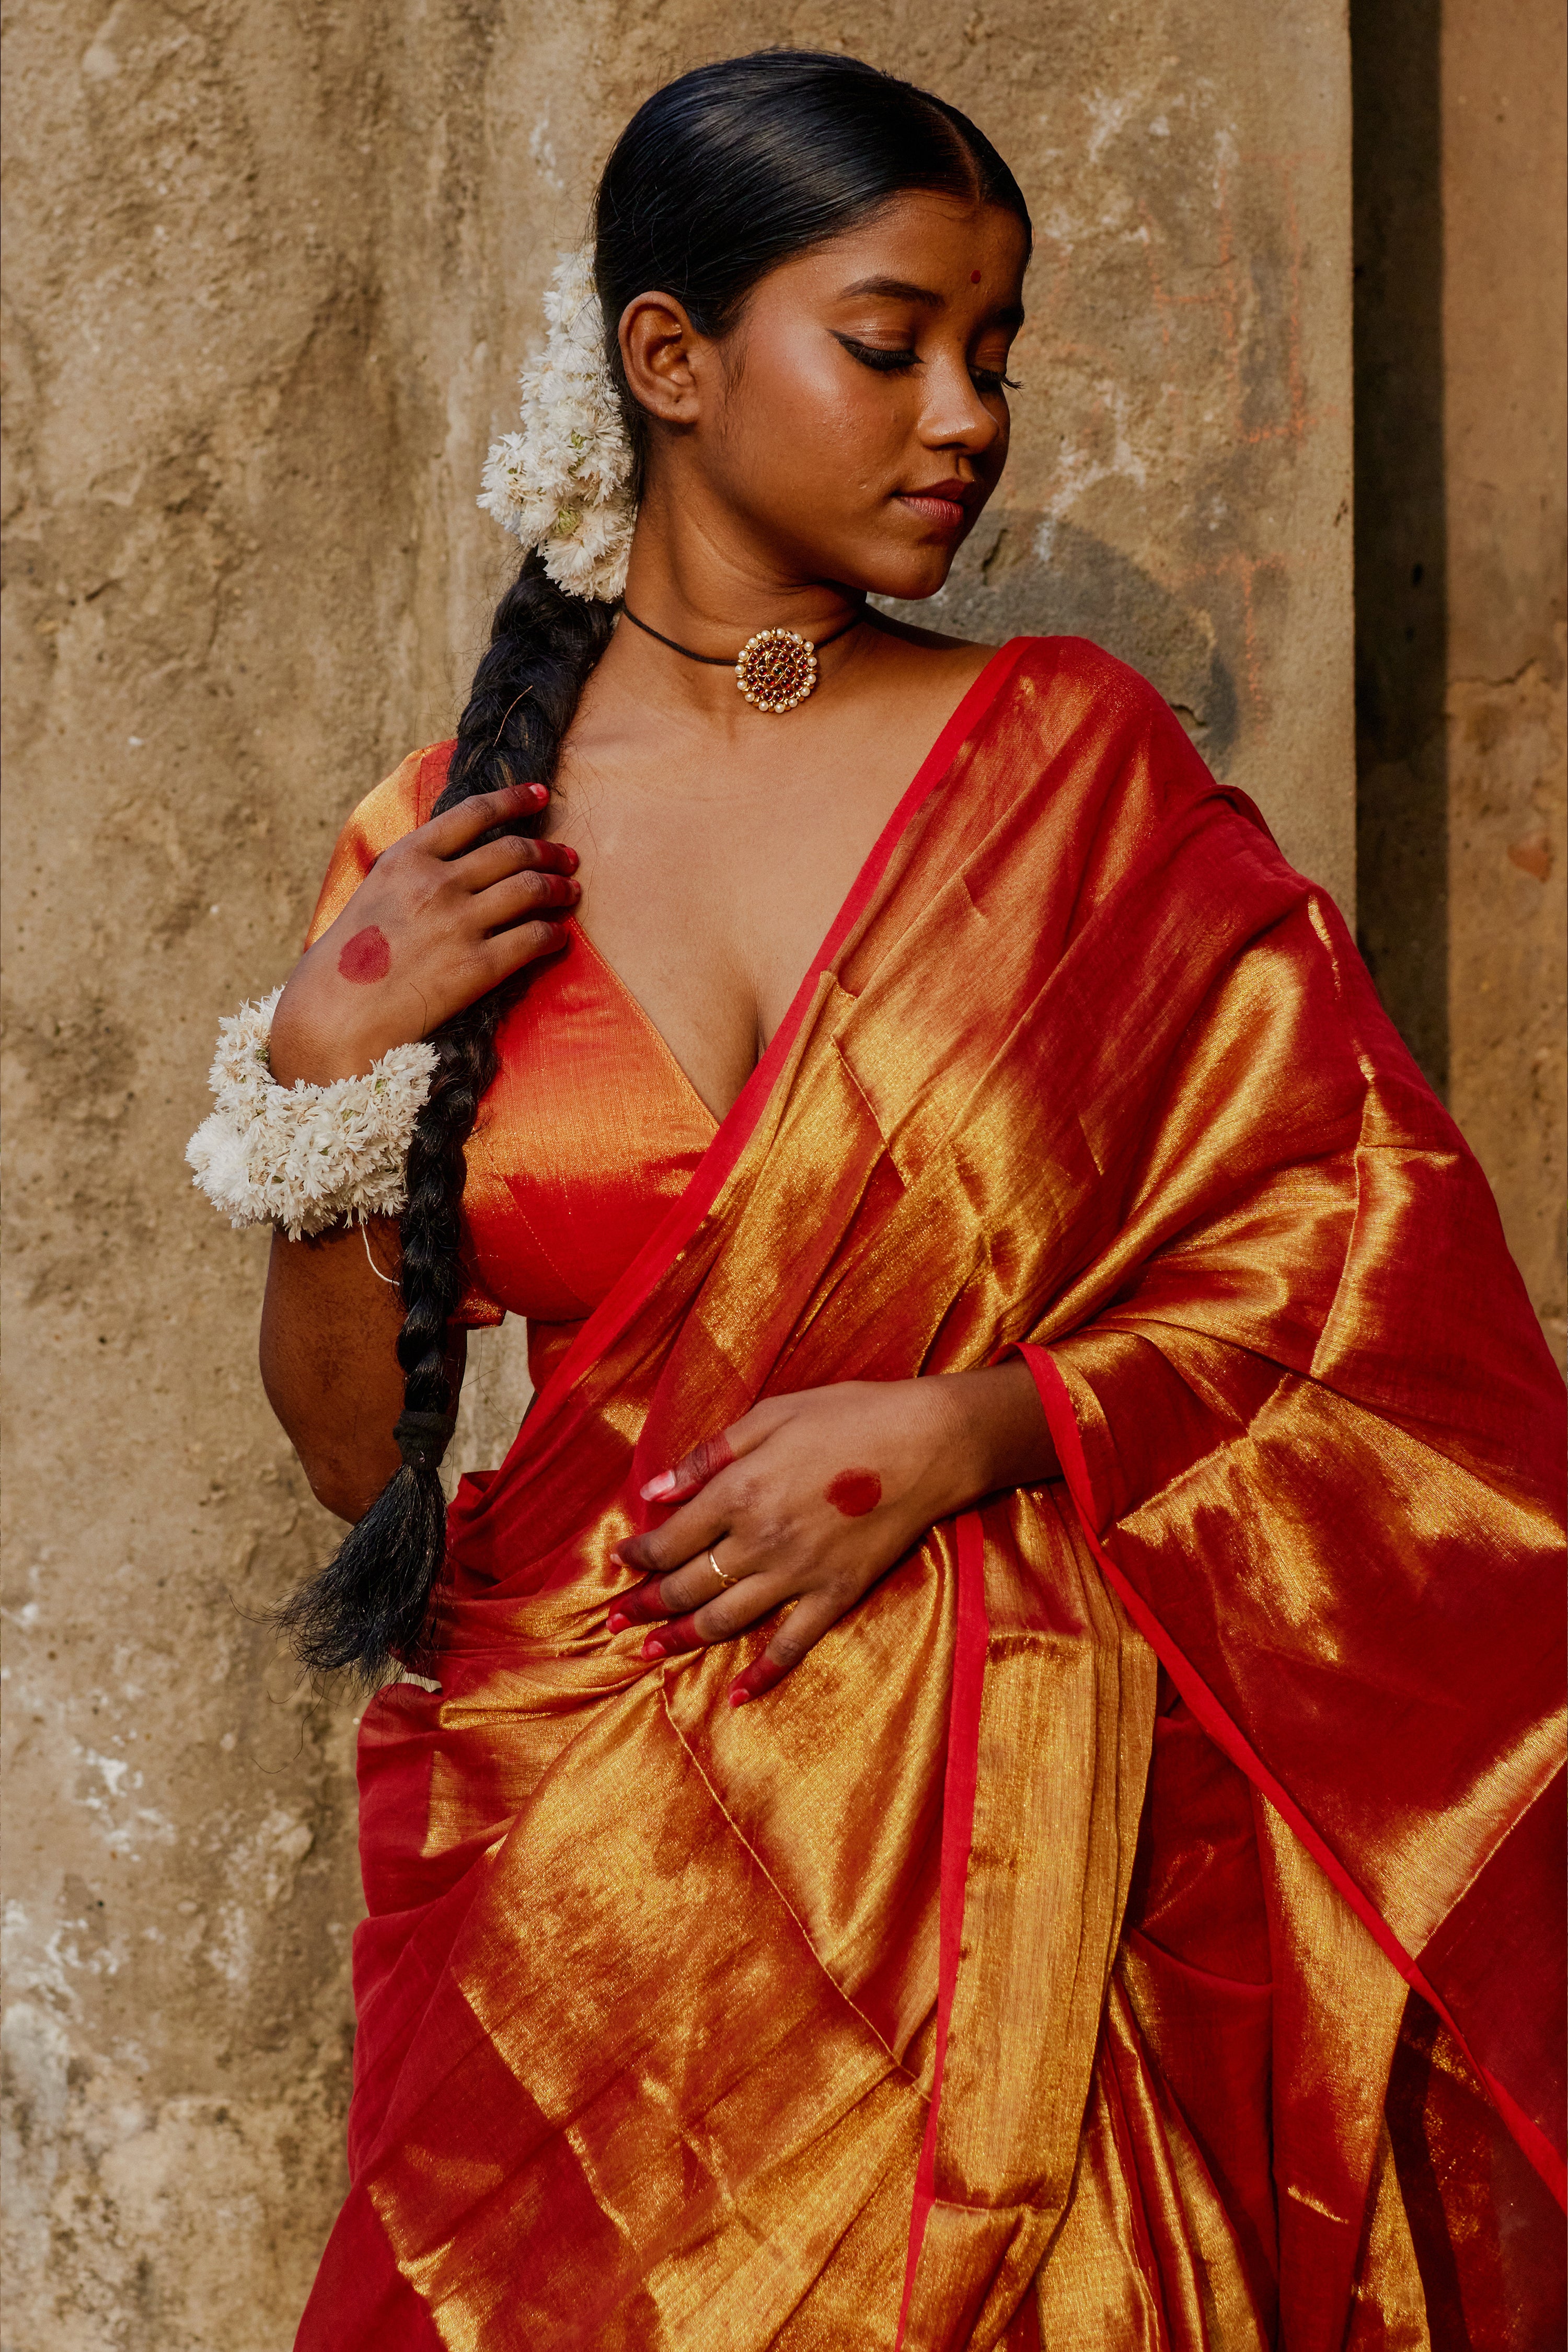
left=1353, top=0, right=1565, bottom=1360
left=1, top=5, right=1352, bottom=2344
left=1442, top=0, right=1566, bottom=1361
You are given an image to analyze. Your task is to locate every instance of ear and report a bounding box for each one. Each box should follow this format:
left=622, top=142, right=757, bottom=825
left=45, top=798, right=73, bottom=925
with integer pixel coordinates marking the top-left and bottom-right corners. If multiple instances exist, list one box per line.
left=619, top=293, right=708, bottom=424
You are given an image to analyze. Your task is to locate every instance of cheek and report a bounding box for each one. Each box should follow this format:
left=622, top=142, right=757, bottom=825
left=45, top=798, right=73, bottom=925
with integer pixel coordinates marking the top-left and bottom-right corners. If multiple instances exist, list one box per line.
left=825, top=1469, right=882, bottom=1517
left=338, top=925, right=392, bottom=984
left=723, top=341, right=900, bottom=503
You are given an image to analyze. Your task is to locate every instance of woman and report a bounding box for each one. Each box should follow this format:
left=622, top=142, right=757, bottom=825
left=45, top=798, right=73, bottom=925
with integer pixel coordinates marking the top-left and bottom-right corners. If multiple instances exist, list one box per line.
left=190, top=51, right=1564, bottom=2349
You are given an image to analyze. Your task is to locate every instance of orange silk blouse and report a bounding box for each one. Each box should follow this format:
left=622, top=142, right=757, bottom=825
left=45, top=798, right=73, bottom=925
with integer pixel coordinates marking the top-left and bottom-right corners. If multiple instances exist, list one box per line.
left=305, top=747, right=718, bottom=1393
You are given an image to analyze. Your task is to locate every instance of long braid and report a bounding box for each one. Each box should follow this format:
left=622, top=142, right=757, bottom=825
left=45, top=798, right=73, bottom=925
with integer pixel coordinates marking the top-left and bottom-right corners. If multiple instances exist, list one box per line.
left=278, top=556, right=614, bottom=1682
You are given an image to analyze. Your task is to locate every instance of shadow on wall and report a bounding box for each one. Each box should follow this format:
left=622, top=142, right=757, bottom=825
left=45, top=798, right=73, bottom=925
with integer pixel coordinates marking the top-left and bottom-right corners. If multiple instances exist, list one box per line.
left=1350, top=0, right=1447, bottom=1097
left=875, top=509, right=1240, bottom=774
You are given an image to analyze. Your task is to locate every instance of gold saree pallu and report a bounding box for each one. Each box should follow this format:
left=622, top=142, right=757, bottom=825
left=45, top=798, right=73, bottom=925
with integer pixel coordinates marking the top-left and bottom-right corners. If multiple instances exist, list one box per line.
left=296, top=640, right=1565, bottom=2351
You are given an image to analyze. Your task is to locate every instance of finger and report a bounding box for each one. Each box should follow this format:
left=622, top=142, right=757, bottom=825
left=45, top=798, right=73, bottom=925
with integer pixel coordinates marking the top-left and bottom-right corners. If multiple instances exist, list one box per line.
left=454, top=833, right=580, bottom=892
left=420, top=782, right=546, bottom=858
left=471, top=868, right=581, bottom=933
left=471, top=918, right=572, bottom=986
left=634, top=1399, right=793, bottom=1509
left=641, top=1609, right=704, bottom=1659
left=639, top=1427, right=737, bottom=1506
left=607, top=1578, right=679, bottom=1631
left=611, top=1484, right=735, bottom=1581
left=638, top=1564, right=795, bottom=1659
left=729, top=1590, right=845, bottom=1707
left=607, top=1541, right=744, bottom=1630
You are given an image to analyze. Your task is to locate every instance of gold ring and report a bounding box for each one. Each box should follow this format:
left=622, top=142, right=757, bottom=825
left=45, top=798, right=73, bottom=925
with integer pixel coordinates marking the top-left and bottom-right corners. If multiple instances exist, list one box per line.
left=707, top=1549, right=742, bottom=1589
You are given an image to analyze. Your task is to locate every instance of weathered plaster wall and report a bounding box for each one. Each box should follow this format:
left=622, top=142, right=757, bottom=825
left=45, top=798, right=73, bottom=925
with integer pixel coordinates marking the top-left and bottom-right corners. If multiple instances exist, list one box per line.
left=1442, top=0, right=1566, bottom=1361
left=2, top=5, right=1352, bottom=2343
left=1353, top=0, right=1565, bottom=1359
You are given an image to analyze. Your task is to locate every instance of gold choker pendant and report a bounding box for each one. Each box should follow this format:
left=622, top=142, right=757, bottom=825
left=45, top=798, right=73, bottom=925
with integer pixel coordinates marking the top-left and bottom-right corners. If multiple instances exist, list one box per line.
left=734, top=628, right=821, bottom=712
left=619, top=604, right=863, bottom=714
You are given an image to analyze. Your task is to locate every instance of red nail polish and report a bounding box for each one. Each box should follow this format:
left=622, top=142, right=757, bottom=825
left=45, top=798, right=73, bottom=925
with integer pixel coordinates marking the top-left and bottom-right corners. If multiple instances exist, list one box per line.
left=525, top=782, right=547, bottom=802
left=642, top=1634, right=666, bottom=1661
left=729, top=1687, right=751, bottom=1708
left=606, top=1611, right=630, bottom=1635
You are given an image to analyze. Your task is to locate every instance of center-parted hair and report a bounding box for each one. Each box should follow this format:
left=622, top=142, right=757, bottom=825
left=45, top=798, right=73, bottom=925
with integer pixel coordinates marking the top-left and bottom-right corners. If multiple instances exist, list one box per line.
left=280, top=50, right=1031, bottom=1682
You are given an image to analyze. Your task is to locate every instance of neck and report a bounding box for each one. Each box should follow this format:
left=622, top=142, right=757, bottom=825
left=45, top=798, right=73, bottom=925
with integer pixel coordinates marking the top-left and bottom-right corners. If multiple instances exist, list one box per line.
left=615, top=479, right=864, bottom=661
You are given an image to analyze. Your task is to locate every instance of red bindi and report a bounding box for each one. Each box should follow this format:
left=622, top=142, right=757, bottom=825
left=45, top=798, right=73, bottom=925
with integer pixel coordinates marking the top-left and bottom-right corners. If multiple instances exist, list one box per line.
left=338, top=925, right=391, bottom=984
left=825, top=1469, right=882, bottom=1517
left=970, top=270, right=982, bottom=283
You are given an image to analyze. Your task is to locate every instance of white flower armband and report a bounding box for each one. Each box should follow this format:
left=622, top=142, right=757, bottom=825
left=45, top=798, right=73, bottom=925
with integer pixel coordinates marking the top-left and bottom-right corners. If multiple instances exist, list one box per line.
left=185, top=987, right=439, bottom=1242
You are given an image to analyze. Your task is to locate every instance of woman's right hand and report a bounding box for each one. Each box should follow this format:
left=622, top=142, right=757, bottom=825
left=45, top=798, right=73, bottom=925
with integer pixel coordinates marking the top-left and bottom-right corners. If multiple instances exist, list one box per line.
left=269, top=781, right=579, bottom=1085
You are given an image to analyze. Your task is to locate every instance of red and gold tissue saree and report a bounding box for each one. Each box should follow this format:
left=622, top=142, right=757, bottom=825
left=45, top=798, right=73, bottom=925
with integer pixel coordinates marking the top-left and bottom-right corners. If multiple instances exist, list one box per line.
left=296, top=639, right=1565, bottom=2350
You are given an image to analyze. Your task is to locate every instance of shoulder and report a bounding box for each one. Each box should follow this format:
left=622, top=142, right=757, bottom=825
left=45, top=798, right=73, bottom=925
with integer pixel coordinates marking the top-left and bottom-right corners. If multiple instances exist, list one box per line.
left=866, top=621, right=1178, bottom=739
left=340, top=741, right=456, bottom=849
left=303, top=742, right=455, bottom=947
left=870, top=610, right=992, bottom=659
left=1001, top=634, right=1184, bottom=728
left=988, top=635, right=1221, bottom=791
left=979, top=636, right=1283, bottom=871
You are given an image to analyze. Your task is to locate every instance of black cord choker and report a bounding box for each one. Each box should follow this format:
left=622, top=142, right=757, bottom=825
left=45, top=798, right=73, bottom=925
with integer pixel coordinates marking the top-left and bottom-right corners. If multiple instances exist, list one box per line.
left=618, top=603, right=863, bottom=713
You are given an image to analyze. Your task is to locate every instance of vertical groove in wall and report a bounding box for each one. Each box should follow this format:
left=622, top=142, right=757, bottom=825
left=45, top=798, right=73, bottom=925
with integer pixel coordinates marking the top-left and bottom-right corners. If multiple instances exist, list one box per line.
left=1352, top=0, right=1449, bottom=1096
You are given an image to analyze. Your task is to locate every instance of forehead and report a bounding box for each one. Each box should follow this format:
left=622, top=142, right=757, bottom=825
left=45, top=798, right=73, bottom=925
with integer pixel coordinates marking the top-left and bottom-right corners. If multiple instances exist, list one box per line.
left=761, top=193, right=1030, bottom=299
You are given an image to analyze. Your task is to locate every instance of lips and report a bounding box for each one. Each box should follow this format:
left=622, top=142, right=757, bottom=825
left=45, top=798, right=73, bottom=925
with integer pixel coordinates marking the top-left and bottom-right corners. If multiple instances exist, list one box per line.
left=895, top=480, right=975, bottom=529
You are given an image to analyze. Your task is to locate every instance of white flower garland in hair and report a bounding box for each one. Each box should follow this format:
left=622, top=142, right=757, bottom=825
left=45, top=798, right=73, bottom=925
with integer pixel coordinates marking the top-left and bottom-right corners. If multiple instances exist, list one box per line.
left=478, top=246, right=637, bottom=603
left=186, top=988, right=439, bottom=1243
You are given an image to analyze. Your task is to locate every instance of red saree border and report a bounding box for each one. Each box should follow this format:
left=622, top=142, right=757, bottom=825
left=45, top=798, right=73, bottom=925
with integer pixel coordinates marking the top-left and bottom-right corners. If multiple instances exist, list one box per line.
left=1018, top=1342, right=1568, bottom=2212
left=481, top=637, right=1033, bottom=1474
left=895, top=1508, right=990, bottom=2347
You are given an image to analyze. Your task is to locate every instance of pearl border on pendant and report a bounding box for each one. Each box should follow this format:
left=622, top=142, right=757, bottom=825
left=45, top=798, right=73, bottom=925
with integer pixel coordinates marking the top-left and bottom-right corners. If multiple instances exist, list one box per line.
left=734, top=627, right=819, bottom=714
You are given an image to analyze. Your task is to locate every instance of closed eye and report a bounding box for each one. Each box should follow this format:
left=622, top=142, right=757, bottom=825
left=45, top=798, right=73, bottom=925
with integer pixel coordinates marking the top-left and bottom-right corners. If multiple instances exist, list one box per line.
left=833, top=335, right=1019, bottom=394
left=834, top=334, right=919, bottom=373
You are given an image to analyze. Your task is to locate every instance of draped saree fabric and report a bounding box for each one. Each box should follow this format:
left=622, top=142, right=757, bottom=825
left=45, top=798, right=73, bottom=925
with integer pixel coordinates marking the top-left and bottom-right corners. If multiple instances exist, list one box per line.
left=295, top=640, right=1565, bottom=2349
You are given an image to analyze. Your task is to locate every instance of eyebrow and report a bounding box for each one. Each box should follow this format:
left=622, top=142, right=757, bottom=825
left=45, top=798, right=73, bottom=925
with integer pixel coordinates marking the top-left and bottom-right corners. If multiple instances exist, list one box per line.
left=839, top=274, right=944, bottom=305
left=838, top=274, right=1025, bottom=327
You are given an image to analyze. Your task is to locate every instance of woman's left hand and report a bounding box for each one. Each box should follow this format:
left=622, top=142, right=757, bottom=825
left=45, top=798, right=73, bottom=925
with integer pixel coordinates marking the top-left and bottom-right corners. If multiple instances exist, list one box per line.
left=608, top=1363, right=1056, bottom=1705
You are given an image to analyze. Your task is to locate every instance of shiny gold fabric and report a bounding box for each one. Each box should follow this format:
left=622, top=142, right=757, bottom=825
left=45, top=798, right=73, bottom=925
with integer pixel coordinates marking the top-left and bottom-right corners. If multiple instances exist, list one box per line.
left=295, top=640, right=1565, bottom=2349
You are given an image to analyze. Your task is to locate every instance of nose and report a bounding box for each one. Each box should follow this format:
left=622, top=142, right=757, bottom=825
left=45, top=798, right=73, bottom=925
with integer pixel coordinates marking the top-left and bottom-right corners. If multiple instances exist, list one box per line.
left=917, top=345, right=1004, bottom=459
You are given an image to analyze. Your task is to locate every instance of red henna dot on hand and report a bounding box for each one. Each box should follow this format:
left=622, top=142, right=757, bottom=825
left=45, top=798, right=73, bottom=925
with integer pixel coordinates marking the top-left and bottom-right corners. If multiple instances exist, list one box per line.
left=970, top=270, right=983, bottom=283
left=338, top=925, right=391, bottom=984
left=824, top=1468, right=882, bottom=1517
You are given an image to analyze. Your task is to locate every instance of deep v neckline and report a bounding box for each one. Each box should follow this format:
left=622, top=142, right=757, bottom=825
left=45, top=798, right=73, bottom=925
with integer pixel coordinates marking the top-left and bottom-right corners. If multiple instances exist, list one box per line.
left=566, top=922, right=721, bottom=1136
left=492, top=638, right=1030, bottom=1458
left=559, top=644, right=1025, bottom=1131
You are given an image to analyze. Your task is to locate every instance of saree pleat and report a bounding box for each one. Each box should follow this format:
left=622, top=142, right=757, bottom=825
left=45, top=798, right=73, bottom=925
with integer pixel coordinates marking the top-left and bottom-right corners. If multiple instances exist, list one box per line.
left=295, top=639, right=1563, bottom=2348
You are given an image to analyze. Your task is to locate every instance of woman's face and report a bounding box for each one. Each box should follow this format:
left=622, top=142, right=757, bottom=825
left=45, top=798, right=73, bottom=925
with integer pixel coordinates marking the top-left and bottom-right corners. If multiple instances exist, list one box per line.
left=621, top=190, right=1030, bottom=602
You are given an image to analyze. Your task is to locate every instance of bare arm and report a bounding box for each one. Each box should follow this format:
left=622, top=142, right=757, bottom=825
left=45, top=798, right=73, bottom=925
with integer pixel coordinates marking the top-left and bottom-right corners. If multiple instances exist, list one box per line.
left=259, top=1219, right=467, bottom=1521
left=255, top=780, right=580, bottom=1516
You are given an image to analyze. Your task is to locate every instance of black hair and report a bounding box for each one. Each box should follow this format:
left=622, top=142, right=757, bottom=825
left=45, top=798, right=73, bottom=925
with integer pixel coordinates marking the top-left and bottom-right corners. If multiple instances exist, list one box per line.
left=280, top=50, right=1031, bottom=1684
